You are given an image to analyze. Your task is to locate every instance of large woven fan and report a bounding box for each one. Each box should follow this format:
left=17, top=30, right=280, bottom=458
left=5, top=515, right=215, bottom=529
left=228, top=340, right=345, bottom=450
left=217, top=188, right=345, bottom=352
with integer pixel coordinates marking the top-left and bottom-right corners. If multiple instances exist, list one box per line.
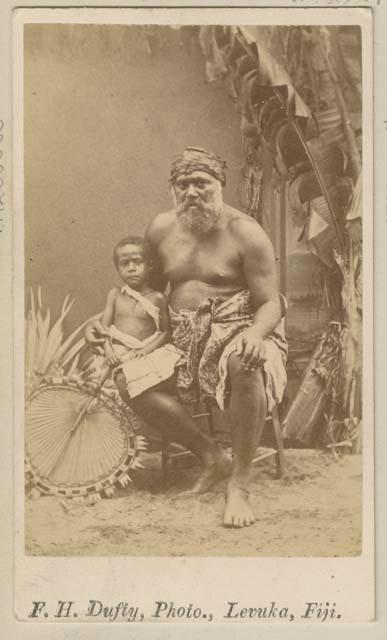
left=25, top=290, right=146, bottom=500
left=25, top=376, right=147, bottom=500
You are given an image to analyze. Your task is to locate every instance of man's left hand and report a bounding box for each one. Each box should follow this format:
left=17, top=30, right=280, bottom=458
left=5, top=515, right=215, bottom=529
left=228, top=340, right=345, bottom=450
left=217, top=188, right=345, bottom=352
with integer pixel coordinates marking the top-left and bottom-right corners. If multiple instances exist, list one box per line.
left=235, top=326, right=266, bottom=371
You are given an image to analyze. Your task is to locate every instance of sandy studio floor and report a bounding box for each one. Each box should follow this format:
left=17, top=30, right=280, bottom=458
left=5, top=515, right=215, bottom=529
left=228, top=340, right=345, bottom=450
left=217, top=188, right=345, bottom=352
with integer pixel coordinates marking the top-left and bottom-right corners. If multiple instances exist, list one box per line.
left=25, top=449, right=362, bottom=557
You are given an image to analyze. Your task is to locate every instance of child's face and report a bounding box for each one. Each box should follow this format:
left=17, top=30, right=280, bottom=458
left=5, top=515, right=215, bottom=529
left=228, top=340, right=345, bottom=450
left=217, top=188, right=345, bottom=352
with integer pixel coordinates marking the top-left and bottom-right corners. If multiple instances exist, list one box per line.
left=115, top=244, right=148, bottom=290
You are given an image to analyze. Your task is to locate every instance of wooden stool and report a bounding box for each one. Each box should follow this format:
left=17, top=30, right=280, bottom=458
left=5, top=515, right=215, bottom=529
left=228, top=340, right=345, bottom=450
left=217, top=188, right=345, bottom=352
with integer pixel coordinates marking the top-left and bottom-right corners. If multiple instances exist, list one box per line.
left=161, top=401, right=285, bottom=481
left=252, top=405, right=285, bottom=479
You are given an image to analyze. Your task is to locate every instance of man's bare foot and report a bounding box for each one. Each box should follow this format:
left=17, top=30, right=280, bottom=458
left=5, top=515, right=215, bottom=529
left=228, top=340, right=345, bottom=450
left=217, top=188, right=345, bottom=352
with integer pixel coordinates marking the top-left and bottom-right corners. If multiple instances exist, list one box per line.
left=223, top=486, right=255, bottom=528
left=178, top=450, right=230, bottom=496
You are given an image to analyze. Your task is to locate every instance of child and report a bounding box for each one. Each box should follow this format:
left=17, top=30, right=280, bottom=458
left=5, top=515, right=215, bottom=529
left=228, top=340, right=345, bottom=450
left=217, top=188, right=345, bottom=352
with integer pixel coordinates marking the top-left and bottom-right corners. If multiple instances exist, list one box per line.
left=97, top=236, right=181, bottom=399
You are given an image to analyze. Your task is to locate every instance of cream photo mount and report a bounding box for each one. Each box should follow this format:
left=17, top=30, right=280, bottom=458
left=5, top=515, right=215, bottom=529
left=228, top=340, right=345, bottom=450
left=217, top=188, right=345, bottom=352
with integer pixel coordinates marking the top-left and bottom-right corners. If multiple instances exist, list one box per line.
left=0, top=1, right=383, bottom=638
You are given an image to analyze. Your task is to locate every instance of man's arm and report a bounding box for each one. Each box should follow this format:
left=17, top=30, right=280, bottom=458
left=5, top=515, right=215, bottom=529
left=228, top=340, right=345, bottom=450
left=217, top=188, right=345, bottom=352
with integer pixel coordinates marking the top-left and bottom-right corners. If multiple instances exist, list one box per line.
left=144, top=216, right=169, bottom=292
left=233, top=218, right=282, bottom=369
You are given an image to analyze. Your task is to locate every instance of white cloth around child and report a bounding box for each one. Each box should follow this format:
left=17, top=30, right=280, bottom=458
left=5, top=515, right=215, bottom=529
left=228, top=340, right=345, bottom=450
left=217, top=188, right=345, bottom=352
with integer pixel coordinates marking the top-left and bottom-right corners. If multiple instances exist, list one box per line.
left=108, top=286, right=181, bottom=398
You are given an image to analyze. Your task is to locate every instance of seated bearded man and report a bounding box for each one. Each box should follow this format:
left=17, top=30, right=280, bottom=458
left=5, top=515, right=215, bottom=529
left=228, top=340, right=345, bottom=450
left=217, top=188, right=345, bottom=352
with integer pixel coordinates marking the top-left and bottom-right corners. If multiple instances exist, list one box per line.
left=86, top=147, right=287, bottom=528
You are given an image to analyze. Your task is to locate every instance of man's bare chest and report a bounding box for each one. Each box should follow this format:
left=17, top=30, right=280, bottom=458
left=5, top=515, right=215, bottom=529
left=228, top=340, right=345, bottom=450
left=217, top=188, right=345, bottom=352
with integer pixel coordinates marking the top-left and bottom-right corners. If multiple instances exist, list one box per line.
left=158, top=232, right=241, bottom=284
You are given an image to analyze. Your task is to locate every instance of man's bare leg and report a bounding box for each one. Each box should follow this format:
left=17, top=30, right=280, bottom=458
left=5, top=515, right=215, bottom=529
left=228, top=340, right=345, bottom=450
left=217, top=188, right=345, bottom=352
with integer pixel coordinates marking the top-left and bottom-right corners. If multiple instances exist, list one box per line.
left=115, top=373, right=229, bottom=492
left=224, top=353, right=267, bottom=528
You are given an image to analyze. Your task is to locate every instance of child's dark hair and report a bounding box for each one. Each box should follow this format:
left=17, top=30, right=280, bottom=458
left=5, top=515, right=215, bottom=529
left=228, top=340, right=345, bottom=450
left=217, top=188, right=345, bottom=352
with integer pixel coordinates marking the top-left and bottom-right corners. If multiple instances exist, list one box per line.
left=113, top=236, right=148, bottom=267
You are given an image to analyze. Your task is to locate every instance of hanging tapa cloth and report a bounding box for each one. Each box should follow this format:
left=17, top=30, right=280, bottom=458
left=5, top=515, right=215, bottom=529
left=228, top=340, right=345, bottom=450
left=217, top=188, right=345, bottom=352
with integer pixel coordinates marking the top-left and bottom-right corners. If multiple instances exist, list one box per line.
left=305, top=195, right=341, bottom=269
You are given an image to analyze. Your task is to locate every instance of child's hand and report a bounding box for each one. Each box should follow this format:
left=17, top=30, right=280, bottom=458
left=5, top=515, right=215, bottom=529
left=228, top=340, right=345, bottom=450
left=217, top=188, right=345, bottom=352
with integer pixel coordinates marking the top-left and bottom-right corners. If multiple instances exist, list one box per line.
left=104, top=341, right=120, bottom=367
left=129, top=349, right=146, bottom=360
left=85, top=319, right=108, bottom=347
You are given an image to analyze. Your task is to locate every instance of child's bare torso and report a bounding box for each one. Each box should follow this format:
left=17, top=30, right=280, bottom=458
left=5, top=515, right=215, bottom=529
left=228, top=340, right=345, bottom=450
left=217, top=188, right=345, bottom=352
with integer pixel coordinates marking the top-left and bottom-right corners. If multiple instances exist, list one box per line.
left=113, top=292, right=157, bottom=341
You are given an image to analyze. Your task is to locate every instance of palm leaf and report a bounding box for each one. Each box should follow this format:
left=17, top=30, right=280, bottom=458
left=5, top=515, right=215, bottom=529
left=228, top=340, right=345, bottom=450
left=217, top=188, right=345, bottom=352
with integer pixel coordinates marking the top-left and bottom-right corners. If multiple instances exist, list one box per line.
left=60, top=294, right=72, bottom=317
left=52, top=313, right=99, bottom=367
left=29, top=288, right=36, bottom=320
left=41, top=301, right=76, bottom=371
left=66, top=352, right=81, bottom=377
left=37, top=285, right=43, bottom=310
left=60, top=336, right=86, bottom=368
left=35, top=308, right=51, bottom=373
left=41, top=324, right=64, bottom=373
left=26, top=289, right=99, bottom=382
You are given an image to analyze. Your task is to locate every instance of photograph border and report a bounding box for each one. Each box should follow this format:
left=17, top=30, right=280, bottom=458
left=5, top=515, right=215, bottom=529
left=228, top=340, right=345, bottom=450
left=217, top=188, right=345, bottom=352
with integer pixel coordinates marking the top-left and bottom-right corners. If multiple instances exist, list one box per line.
left=1, top=1, right=386, bottom=638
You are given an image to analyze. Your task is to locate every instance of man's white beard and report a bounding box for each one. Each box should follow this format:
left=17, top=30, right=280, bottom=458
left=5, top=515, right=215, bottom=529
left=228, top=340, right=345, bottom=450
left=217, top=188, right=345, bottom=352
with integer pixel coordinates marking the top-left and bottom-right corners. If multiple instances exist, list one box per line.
left=175, top=191, right=224, bottom=235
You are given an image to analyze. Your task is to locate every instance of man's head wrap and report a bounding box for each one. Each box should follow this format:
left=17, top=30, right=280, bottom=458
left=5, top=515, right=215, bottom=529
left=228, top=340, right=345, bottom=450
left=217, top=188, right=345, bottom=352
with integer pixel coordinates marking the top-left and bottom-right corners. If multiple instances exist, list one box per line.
left=170, top=147, right=227, bottom=186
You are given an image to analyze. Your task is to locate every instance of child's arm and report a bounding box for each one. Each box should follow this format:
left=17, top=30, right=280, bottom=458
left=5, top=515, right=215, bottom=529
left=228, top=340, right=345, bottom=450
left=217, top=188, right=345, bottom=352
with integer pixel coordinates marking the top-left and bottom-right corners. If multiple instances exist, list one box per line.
left=134, top=292, right=171, bottom=358
left=85, top=290, right=119, bottom=349
left=101, top=289, right=120, bottom=367
left=101, top=288, right=119, bottom=329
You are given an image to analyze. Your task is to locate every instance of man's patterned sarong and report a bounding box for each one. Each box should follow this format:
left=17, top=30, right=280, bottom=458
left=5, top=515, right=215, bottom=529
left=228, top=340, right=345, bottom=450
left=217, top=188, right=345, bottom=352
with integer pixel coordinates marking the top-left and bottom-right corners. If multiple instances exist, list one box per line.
left=169, top=290, right=288, bottom=412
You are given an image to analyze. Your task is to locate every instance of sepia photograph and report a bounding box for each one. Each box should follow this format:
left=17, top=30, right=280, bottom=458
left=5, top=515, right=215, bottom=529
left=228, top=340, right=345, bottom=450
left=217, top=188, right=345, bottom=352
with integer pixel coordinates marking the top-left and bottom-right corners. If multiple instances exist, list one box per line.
left=21, top=18, right=366, bottom=560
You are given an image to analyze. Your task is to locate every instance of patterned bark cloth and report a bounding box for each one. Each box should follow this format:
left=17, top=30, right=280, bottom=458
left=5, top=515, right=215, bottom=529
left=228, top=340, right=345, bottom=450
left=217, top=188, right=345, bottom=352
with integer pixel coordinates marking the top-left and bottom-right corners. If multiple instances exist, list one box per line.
left=169, top=290, right=288, bottom=412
